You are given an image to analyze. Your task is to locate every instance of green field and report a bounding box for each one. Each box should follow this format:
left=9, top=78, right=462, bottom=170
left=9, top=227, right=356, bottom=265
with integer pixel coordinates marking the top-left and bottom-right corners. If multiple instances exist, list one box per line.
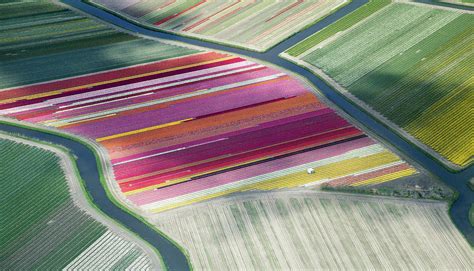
left=287, top=3, right=473, bottom=168
left=0, top=136, right=151, bottom=269
left=0, top=1, right=197, bottom=89
left=0, top=0, right=62, bottom=19
left=287, top=0, right=391, bottom=56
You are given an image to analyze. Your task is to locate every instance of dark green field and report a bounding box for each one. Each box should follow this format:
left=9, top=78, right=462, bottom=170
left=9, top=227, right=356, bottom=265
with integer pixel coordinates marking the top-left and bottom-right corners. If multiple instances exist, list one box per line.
left=0, top=1, right=197, bottom=89
left=0, top=136, right=152, bottom=269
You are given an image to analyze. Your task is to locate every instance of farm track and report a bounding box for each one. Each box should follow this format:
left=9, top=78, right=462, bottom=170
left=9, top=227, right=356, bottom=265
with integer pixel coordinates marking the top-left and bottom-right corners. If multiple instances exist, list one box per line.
left=1, top=0, right=472, bottom=270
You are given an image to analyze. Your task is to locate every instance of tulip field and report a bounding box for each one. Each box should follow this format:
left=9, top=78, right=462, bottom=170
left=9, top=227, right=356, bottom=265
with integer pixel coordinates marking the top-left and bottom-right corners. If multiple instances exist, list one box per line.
left=0, top=50, right=418, bottom=213
left=3, top=1, right=473, bottom=270
left=286, top=3, right=474, bottom=168
left=154, top=192, right=474, bottom=270
left=0, top=137, right=151, bottom=270
left=90, top=0, right=347, bottom=51
left=0, top=0, right=419, bottom=215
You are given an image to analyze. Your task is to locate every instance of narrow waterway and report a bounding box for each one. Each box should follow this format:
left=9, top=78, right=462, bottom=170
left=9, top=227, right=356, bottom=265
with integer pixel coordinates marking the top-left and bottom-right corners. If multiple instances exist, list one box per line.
left=2, top=0, right=472, bottom=270
left=0, top=122, right=189, bottom=270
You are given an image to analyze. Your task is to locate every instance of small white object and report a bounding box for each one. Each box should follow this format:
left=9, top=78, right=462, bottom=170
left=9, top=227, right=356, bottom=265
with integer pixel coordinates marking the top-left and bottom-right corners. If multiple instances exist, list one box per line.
left=307, top=168, right=315, bottom=174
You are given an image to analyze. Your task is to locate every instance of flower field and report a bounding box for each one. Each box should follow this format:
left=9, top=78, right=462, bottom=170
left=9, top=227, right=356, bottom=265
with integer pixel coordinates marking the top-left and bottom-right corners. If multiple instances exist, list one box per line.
left=154, top=192, right=474, bottom=270
left=0, top=1, right=420, bottom=215
left=90, top=0, right=347, bottom=51
left=0, top=49, right=418, bottom=213
left=0, top=136, right=152, bottom=270
left=286, top=3, right=474, bottom=168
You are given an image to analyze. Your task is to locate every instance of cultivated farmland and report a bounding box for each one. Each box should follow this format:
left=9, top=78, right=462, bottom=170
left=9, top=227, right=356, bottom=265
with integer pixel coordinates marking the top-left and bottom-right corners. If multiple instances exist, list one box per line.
left=0, top=1, right=197, bottom=89
left=0, top=51, right=421, bottom=214
left=285, top=3, right=474, bottom=169
left=0, top=136, right=153, bottom=270
left=0, top=1, right=430, bottom=216
left=287, top=0, right=391, bottom=57
left=90, top=0, right=348, bottom=51
left=154, top=191, right=474, bottom=270
left=0, top=2, right=424, bottom=215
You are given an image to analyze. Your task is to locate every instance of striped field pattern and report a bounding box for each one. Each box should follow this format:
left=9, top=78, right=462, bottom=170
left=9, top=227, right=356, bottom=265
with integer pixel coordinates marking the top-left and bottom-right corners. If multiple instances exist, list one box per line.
left=288, top=3, right=474, bottom=168
left=155, top=192, right=474, bottom=270
left=0, top=50, right=418, bottom=213
left=91, top=0, right=347, bottom=51
left=1, top=137, right=152, bottom=270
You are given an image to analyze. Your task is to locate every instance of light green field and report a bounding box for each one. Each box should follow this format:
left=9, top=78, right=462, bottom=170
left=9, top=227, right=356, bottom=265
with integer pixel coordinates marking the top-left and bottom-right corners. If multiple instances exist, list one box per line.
left=0, top=136, right=151, bottom=270
left=155, top=192, right=473, bottom=270
left=287, top=0, right=391, bottom=56
left=288, top=3, right=473, bottom=168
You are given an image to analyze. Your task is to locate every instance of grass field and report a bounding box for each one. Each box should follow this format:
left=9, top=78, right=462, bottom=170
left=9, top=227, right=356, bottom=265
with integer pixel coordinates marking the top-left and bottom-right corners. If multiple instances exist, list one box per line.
left=90, top=0, right=348, bottom=51
left=287, top=0, right=391, bottom=56
left=0, top=136, right=152, bottom=270
left=285, top=3, right=473, bottom=168
left=154, top=192, right=473, bottom=270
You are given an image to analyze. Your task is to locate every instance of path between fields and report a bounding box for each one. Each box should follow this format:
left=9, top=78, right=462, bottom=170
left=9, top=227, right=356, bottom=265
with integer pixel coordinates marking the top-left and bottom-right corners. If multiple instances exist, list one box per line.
left=152, top=188, right=449, bottom=219
left=0, top=133, right=163, bottom=269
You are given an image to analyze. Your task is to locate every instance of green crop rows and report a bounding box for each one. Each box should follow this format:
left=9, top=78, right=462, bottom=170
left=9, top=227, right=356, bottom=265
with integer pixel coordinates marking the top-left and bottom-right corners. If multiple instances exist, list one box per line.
left=286, top=0, right=391, bottom=57
left=0, top=137, right=151, bottom=269
left=0, top=138, right=152, bottom=270
left=289, top=3, right=473, bottom=168
left=0, top=138, right=107, bottom=269
left=0, top=1, right=198, bottom=89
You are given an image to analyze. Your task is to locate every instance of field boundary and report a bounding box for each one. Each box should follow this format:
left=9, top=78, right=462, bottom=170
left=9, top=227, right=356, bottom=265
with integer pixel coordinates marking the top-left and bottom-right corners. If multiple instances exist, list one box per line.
left=153, top=188, right=449, bottom=218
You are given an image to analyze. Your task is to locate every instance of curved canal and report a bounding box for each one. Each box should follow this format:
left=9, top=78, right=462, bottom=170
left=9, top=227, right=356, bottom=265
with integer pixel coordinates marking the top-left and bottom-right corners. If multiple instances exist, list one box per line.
left=2, top=0, right=472, bottom=270
left=0, top=122, right=189, bottom=271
